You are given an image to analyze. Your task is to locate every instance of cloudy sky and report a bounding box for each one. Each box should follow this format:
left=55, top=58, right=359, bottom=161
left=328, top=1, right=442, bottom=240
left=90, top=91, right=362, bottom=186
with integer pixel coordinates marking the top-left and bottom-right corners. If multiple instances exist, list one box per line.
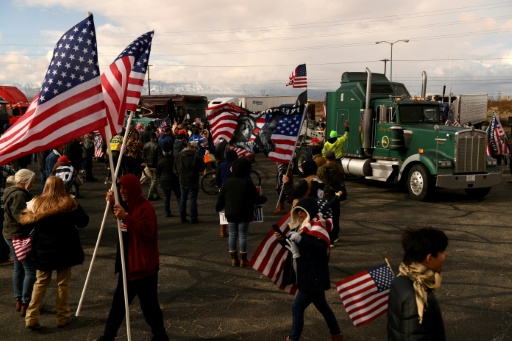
left=1, top=0, right=511, bottom=98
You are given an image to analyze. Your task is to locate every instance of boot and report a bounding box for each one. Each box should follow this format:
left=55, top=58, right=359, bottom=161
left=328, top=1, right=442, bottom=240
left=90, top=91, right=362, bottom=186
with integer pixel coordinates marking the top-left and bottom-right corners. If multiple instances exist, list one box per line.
left=20, top=302, right=29, bottom=317
left=273, top=203, right=285, bottom=214
left=330, top=333, right=343, bottom=341
left=220, top=225, right=228, bottom=238
left=239, top=252, right=249, bottom=267
left=15, top=297, right=21, bottom=312
left=229, top=251, right=239, bottom=267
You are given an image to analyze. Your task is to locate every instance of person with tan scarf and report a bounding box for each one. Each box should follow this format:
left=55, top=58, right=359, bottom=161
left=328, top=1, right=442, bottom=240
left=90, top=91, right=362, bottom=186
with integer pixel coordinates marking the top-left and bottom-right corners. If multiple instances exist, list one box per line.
left=387, top=228, right=448, bottom=340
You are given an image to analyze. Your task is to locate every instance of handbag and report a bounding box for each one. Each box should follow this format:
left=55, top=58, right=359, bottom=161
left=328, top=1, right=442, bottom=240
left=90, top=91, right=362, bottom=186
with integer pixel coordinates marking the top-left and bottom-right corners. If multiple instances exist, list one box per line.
left=11, top=237, right=32, bottom=262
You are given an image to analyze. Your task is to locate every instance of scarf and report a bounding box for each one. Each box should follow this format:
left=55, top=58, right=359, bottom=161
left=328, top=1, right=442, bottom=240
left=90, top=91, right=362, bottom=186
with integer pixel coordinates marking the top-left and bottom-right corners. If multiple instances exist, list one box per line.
left=398, top=262, right=442, bottom=324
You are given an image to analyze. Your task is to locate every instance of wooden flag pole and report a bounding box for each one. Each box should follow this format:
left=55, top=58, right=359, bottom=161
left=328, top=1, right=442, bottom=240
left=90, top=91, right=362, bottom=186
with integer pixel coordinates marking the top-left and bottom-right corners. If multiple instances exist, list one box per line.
left=385, top=258, right=395, bottom=277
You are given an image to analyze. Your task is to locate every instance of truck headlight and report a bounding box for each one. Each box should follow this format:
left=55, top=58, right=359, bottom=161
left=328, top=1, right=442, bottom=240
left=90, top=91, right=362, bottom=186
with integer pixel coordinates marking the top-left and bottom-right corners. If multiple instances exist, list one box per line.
left=438, top=160, right=452, bottom=168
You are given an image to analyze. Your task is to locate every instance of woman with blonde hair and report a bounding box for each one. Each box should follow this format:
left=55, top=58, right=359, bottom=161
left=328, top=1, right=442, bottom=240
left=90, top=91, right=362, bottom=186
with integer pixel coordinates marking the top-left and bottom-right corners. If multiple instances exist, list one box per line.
left=2, top=168, right=35, bottom=316
left=20, top=176, right=89, bottom=330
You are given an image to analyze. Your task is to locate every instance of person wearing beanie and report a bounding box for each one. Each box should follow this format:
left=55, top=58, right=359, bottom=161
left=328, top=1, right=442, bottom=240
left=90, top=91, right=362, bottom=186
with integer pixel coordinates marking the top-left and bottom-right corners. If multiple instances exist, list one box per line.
left=322, top=120, right=349, bottom=161
left=311, top=145, right=326, bottom=168
left=52, top=155, right=81, bottom=197
left=275, top=197, right=343, bottom=341
left=317, top=151, right=346, bottom=245
left=215, top=149, right=239, bottom=238
left=215, top=158, right=267, bottom=267
left=282, top=160, right=324, bottom=208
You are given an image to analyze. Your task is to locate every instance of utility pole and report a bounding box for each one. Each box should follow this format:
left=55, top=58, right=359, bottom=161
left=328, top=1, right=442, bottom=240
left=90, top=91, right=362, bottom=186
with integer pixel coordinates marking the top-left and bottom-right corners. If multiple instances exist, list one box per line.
left=380, top=59, right=389, bottom=76
left=375, top=40, right=409, bottom=82
left=147, top=64, right=153, bottom=95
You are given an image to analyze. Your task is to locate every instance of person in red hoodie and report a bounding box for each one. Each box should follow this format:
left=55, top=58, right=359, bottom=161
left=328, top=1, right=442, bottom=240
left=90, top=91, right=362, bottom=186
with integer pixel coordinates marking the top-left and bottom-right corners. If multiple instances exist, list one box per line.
left=97, top=174, right=168, bottom=341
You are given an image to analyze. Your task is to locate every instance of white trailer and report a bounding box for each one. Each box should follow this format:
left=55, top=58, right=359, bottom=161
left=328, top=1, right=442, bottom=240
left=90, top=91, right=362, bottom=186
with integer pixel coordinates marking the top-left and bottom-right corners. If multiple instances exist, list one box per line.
left=208, top=96, right=297, bottom=112
left=451, top=94, right=488, bottom=125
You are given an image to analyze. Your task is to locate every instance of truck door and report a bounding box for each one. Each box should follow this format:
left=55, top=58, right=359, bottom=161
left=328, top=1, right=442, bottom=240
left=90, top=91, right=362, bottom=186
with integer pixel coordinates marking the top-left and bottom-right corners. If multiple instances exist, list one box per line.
left=373, top=105, right=400, bottom=158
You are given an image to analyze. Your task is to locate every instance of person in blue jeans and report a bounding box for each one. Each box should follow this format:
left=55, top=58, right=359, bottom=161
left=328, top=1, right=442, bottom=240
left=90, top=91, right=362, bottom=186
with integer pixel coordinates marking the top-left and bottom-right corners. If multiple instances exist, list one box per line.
left=2, top=169, right=36, bottom=316
left=215, top=158, right=266, bottom=267
left=173, top=141, right=205, bottom=223
left=276, top=197, right=343, bottom=341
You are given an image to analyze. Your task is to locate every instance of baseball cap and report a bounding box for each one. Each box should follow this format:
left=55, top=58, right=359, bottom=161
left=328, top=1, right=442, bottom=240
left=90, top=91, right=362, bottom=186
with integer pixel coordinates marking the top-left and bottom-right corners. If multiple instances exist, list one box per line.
left=311, top=137, right=322, bottom=144
left=325, top=151, right=336, bottom=160
left=329, top=130, right=337, bottom=138
left=189, top=141, right=198, bottom=148
left=57, top=155, right=71, bottom=163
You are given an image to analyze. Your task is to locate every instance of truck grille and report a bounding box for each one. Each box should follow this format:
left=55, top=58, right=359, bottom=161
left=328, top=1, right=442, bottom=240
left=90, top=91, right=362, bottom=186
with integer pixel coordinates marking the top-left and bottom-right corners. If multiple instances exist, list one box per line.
left=454, top=130, right=487, bottom=173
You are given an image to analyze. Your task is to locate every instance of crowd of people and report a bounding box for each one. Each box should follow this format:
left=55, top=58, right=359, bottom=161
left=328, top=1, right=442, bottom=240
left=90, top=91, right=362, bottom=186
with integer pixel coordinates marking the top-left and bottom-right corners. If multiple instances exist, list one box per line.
left=0, top=117, right=450, bottom=340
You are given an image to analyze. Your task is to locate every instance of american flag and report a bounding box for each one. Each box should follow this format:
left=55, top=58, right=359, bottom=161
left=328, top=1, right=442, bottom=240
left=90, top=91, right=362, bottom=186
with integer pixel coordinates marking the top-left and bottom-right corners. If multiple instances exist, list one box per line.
left=12, top=237, right=32, bottom=263
left=487, top=113, right=509, bottom=156
left=0, top=15, right=107, bottom=166
left=286, top=64, right=307, bottom=88
left=336, top=264, right=394, bottom=328
left=248, top=204, right=332, bottom=295
left=267, top=107, right=304, bottom=163
left=206, top=103, right=249, bottom=142
left=102, top=31, right=153, bottom=137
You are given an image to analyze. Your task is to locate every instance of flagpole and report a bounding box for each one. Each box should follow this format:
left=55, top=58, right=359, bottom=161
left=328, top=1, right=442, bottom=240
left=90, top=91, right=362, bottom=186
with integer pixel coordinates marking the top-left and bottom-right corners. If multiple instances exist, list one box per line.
left=275, top=101, right=309, bottom=209
left=385, top=258, right=395, bottom=277
left=76, top=113, right=133, bottom=340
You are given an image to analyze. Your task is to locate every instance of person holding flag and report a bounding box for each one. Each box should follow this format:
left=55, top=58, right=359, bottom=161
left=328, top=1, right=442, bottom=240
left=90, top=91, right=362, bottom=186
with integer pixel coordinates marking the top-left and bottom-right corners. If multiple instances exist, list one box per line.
left=275, top=197, right=343, bottom=341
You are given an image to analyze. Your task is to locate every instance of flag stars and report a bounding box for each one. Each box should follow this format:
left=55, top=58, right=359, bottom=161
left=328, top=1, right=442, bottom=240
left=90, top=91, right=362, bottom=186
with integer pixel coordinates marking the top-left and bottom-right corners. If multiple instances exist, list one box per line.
left=66, top=82, right=72, bottom=88
left=60, top=72, right=67, bottom=78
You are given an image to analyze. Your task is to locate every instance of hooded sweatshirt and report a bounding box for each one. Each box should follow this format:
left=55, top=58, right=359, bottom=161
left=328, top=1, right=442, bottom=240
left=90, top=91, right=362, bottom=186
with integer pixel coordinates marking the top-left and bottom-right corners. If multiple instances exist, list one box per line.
left=2, top=186, right=33, bottom=239
left=116, top=174, right=160, bottom=281
left=173, top=148, right=206, bottom=186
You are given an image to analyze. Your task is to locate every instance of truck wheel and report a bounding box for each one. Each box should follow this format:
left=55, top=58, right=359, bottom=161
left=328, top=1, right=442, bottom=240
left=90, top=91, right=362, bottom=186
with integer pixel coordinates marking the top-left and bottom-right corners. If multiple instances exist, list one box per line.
left=407, top=164, right=433, bottom=201
left=464, top=187, right=491, bottom=199
left=293, top=148, right=308, bottom=174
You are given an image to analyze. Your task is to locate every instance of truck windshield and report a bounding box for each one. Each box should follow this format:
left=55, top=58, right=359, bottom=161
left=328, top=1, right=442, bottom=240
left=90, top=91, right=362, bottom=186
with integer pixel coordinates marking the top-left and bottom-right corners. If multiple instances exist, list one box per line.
left=399, top=105, right=440, bottom=123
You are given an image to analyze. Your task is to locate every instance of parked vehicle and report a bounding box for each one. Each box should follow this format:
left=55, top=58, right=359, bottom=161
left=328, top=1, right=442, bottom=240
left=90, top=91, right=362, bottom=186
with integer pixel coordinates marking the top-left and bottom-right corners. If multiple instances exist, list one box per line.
left=300, top=68, right=501, bottom=201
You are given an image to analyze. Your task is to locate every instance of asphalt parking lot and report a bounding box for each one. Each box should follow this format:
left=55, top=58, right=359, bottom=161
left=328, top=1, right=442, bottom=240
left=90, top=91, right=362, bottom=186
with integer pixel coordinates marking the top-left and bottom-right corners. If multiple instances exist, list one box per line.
left=0, top=156, right=511, bottom=340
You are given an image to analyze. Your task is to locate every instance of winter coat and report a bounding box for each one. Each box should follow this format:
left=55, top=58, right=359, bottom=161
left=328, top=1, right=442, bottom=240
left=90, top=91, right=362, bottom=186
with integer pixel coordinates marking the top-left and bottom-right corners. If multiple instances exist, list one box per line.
left=173, top=139, right=187, bottom=158
left=317, top=161, right=345, bottom=195
left=173, top=148, right=206, bottom=186
left=19, top=197, right=89, bottom=271
left=387, top=276, right=446, bottom=341
left=295, top=233, right=331, bottom=292
left=322, top=132, right=349, bottom=159
left=143, top=140, right=162, bottom=168
left=157, top=154, right=178, bottom=191
left=2, top=186, right=33, bottom=239
left=115, top=174, right=160, bottom=281
left=215, top=177, right=265, bottom=223
left=215, top=150, right=238, bottom=187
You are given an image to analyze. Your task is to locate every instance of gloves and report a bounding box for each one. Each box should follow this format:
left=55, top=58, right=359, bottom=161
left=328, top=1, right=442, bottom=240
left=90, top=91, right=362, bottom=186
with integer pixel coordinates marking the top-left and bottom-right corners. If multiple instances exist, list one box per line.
left=285, top=239, right=300, bottom=258
left=287, top=231, right=302, bottom=243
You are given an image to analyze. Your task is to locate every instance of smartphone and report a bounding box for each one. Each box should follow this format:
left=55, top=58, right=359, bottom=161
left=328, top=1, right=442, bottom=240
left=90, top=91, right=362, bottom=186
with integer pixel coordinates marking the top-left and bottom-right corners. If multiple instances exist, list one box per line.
left=272, top=224, right=288, bottom=240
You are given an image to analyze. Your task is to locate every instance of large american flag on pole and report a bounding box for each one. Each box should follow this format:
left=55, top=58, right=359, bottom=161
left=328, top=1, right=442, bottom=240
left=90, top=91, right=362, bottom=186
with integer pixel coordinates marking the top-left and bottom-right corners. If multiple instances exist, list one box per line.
left=0, top=15, right=107, bottom=166
left=487, top=112, right=509, bottom=156
left=336, top=264, right=394, bottom=328
left=267, top=106, right=304, bottom=163
left=102, top=31, right=153, bottom=137
left=248, top=203, right=332, bottom=295
left=286, top=64, right=307, bottom=88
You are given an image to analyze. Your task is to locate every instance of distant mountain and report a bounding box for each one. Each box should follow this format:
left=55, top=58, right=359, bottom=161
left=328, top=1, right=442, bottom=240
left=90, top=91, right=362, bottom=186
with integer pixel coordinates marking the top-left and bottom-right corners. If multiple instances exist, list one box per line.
left=9, top=81, right=329, bottom=101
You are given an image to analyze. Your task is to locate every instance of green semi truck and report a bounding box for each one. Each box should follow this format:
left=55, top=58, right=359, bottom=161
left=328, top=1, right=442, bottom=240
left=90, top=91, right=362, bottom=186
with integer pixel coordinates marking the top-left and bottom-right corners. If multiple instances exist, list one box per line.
left=324, top=68, right=501, bottom=200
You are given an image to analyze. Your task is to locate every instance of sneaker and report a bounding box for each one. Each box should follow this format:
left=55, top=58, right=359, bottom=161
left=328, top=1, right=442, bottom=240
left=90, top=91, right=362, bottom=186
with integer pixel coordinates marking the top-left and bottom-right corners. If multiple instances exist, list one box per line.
left=334, top=238, right=339, bottom=243
left=0, top=258, right=14, bottom=266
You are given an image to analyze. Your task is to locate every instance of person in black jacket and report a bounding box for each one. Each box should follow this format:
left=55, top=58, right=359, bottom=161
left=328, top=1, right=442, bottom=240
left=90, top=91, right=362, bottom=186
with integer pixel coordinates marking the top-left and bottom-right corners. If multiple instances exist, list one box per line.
left=157, top=151, right=181, bottom=217
left=20, top=176, right=89, bottom=330
left=278, top=197, right=343, bottom=341
left=173, top=142, right=205, bottom=223
left=387, top=228, right=448, bottom=341
left=215, top=158, right=266, bottom=267
left=215, top=149, right=238, bottom=238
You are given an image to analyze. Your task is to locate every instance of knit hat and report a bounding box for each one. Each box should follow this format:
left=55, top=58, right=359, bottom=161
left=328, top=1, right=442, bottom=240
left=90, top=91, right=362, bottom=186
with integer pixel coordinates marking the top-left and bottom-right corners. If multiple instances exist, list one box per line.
left=57, top=155, right=71, bottom=163
left=329, top=130, right=337, bottom=138
left=311, top=145, right=323, bottom=156
left=300, top=160, right=318, bottom=177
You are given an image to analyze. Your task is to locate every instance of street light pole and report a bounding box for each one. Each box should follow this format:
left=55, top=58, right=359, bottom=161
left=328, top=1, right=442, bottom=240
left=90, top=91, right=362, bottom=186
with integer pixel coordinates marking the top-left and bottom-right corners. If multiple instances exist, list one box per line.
left=375, top=40, right=409, bottom=82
